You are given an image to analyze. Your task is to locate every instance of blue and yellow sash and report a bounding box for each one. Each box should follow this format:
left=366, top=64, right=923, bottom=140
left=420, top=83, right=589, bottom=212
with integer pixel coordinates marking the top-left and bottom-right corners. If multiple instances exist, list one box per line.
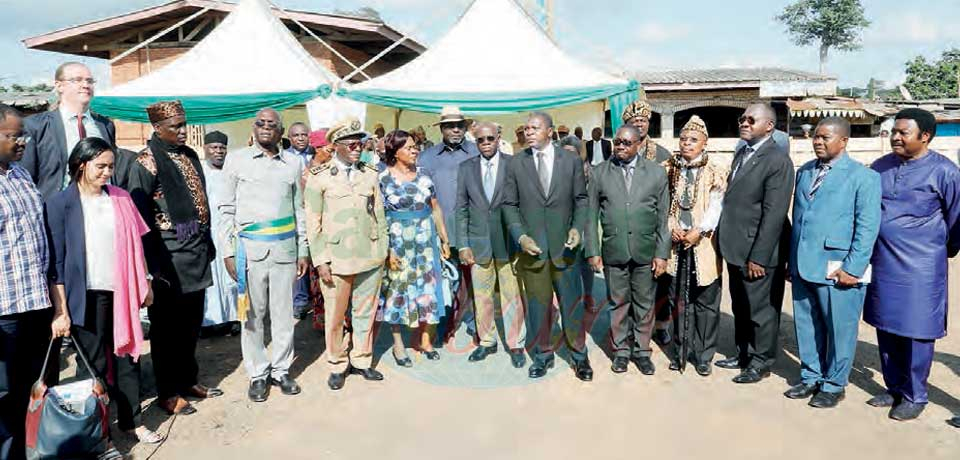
left=236, top=216, right=297, bottom=321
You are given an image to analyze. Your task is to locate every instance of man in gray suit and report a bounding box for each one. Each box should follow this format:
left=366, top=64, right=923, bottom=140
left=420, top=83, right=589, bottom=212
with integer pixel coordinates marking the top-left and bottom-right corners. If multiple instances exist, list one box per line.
left=456, top=122, right=526, bottom=369
left=715, top=103, right=794, bottom=384
left=586, top=125, right=671, bottom=376
left=503, top=112, right=592, bottom=381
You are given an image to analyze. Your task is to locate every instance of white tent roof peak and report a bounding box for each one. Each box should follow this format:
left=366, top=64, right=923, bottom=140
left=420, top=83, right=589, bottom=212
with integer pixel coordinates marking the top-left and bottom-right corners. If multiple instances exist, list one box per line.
left=350, top=0, right=626, bottom=95
left=101, top=0, right=338, bottom=97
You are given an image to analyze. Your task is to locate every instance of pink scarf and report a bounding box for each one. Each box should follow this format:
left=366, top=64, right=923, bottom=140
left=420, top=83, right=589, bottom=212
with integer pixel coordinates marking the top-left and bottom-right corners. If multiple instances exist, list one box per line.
left=107, top=185, right=150, bottom=361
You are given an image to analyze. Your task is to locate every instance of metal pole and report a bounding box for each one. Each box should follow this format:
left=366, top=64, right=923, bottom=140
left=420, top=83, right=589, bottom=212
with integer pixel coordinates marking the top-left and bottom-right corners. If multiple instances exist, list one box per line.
left=341, top=36, right=409, bottom=83
left=109, top=6, right=213, bottom=64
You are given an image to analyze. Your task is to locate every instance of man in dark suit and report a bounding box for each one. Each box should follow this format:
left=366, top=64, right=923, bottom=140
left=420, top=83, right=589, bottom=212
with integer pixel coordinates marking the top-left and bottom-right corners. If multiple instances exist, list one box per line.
left=20, top=62, right=116, bottom=200
left=584, top=127, right=611, bottom=167
left=456, top=122, right=526, bottom=369
left=715, top=103, right=794, bottom=384
left=586, top=125, right=671, bottom=375
left=503, top=112, right=592, bottom=381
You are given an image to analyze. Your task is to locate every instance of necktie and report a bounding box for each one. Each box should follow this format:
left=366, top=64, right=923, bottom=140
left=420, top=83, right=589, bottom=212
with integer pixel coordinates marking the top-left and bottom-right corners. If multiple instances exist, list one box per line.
left=537, top=151, right=549, bottom=192
left=77, top=114, right=87, bottom=140
left=732, top=146, right=753, bottom=180
left=680, top=167, right=695, bottom=227
left=809, top=163, right=831, bottom=197
left=623, top=164, right=634, bottom=190
left=483, top=161, right=494, bottom=202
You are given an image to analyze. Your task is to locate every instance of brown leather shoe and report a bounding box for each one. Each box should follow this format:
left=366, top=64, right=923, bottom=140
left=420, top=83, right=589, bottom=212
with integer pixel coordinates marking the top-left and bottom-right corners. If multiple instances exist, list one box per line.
left=158, top=396, right=196, bottom=415
left=185, top=384, right=223, bottom=399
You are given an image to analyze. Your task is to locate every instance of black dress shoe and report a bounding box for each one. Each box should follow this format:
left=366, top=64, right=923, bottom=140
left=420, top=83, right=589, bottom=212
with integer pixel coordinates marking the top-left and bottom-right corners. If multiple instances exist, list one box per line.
left=392, top=350, right=413, bottom=368
left=695, top=362, right=712, bottom=376
left=715, top=356, right=742, bottom=370
left=270, top=375, right=302, bottom=395
left=611, top=357, right=629, bottom=374
left=784, top=382, right=819, bottom=399
left=948, top=416, right=960, bottom=428
left=327, top=372, right=346, bottom=391
left=668, top=358, right=681, bottom=372
left=423, top=350, right=441, bottom=360
left=732, top=368, right=770, bottom=384
left=349, top=366, right=384, bottom=381
left=528, top=356, right=555, bottom=379
left=574, top=359, right=593, bottom=382
left=248, top=379, right=269, bottom=402
left=866, top=393, right=896, bottom=408
left=652, top=328, right=672, bottom=346
left=632, top=356, right=656, bottom=375
left=468, top=344, right=498, bottom=362
left=889, top=401, right=925, bottom=421
left=809, top=390, right=845, bottom=408
left=509, top=349, right=526, bottom=368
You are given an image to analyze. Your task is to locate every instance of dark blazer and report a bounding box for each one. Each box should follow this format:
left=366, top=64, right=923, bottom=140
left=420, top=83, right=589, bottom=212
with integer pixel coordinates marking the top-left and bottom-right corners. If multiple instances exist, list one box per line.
left=585, top=157, right=671, bottom=265
left=585, top=139, right=612, bottom=164
left=455, top=153, right=517, bottom=265
left=112, top=148, right=139, bottom=190
left=502, top=144, right=588, bottom=269
left=45, top=184, right=120, bottom=327
left=21, top=109, right=116, bottom=200
left=717, top=137, right=795, bottom=268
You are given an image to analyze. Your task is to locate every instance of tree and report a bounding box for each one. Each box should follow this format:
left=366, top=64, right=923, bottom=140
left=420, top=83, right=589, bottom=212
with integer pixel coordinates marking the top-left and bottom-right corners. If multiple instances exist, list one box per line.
left=903, top=48, right=960, bottom=100
left=775, top=0, right=871, bottom=75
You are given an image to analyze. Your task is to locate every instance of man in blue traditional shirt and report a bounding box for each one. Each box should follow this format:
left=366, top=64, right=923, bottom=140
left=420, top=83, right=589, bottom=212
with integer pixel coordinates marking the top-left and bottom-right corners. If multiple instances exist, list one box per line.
left=864, top=108, right=960, bottom=422
left=418, top=106, right=480, bottom=340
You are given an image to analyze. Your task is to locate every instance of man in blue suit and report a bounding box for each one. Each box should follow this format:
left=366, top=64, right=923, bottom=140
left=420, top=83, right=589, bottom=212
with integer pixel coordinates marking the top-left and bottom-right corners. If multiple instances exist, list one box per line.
left=785, top=117, right=881, bottom=408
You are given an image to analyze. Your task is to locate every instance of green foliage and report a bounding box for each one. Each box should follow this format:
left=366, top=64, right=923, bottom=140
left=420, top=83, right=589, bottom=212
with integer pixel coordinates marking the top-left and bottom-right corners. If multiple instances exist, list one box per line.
left=903, top=48, right=960, bottom=100
left=775, top=0, right=871, bottom=72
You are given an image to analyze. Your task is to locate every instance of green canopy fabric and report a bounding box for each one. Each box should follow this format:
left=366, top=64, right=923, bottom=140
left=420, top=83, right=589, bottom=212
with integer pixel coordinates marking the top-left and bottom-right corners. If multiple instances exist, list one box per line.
left=90, top=86, right=331, bottom=125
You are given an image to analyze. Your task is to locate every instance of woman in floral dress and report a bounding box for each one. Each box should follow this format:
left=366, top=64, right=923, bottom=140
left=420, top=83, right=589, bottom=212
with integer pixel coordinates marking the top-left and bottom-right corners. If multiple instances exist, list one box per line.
left=378, top=130, right=451, bottom=366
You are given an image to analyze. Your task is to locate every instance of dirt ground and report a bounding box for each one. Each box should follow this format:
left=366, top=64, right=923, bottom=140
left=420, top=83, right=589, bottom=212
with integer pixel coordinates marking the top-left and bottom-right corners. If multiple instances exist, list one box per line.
left=62, top=260, right=960, bottom=460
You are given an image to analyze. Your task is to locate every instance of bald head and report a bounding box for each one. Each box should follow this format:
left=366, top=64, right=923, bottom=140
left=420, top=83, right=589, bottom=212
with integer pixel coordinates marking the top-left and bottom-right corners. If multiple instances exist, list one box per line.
left=253, top=108, right=284, bottom=150
left=745, top=103, right=777, bottom=124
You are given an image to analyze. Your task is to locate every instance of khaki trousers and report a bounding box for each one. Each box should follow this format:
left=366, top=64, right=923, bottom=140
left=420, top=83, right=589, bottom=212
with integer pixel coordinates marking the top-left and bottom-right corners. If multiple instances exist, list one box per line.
left=321, top=267, right=383, bottom=372
left=471, top=258, right=526, bottom=349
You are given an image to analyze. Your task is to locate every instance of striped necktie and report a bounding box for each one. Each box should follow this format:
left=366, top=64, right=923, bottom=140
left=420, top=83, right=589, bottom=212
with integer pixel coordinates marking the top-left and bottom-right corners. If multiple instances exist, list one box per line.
left=809, top=162, right=831, bottom=197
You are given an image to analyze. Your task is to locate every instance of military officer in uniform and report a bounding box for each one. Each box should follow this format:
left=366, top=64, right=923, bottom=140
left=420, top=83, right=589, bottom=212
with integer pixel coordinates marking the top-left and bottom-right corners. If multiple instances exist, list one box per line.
left=304, top=118, right=388, bottom=391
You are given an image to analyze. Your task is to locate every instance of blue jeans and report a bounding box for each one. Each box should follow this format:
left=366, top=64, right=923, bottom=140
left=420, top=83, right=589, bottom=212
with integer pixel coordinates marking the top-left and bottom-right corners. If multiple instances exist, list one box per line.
left=293, top=274, right=311, bottom=315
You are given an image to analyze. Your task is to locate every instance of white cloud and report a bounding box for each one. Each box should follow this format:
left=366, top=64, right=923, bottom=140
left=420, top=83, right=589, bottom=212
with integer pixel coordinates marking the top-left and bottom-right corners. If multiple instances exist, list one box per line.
left=866, top=13, right=960, bottom=45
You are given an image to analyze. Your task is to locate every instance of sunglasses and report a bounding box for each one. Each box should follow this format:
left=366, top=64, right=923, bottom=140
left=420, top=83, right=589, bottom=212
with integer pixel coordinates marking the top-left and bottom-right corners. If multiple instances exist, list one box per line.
left=476, top=135, right=498, bottom=144
left=336, top=140, right=362, bottom=149
left=254, top=120, right=280, bottom=129
left=441, top=122, right=466, bottom=130
left=612, top=138, right=635, bottom=146
left=738, top=116, right=762, bottom=126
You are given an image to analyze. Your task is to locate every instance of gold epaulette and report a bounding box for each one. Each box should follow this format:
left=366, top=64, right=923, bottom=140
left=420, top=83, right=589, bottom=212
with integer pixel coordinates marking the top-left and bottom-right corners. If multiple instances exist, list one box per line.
left=310, top=163, right=332, bottom=175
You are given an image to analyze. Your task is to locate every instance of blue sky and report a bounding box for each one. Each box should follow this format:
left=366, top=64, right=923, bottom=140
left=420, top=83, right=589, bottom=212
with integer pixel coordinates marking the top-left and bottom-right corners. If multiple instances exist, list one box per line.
left=3, top=0, right=958, bottom=89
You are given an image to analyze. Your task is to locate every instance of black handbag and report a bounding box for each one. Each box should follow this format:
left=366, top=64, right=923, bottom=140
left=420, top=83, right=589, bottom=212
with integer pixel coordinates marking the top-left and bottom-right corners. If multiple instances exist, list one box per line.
left=25, top=338, right=110, bottom=460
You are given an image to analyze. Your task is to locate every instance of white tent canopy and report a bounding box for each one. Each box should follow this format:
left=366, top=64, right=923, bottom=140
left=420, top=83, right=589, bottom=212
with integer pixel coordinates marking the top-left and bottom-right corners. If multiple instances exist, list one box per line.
left=341, top=0, right=636, bottom=114
left=91, top=0, right=360, bottom=124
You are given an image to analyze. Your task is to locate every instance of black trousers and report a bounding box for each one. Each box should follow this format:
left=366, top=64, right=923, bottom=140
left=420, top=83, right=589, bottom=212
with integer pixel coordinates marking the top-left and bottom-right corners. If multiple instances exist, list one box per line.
left=604, top=261, right=656, bottom=358
left=0, top=308, right=52, bottom=460
left=73, top=291, right=142, bottom=431
left=668, top=267, right=721, bottom=365
left=520, top=261, right=586, bottom=361
left=148, top=285, right=205, bottom=400
left=654, top=275, right=673, bottom=325
left=727, top=263, right=785, bottom=371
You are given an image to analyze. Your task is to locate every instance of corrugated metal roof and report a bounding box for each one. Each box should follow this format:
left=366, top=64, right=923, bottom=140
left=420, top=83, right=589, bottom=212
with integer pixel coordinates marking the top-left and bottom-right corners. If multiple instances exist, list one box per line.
left=635, top=67, right=834, bottom=84
left=0, top=92, right=52, bottom=109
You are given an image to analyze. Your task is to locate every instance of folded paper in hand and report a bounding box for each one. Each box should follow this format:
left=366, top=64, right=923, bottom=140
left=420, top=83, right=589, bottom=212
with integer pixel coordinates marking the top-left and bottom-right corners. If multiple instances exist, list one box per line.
left=827, top=260, right=871, bottom=284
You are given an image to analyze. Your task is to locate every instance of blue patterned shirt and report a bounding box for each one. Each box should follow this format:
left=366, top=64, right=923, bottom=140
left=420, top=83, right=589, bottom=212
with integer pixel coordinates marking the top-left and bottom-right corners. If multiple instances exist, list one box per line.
left=0, top=164, right=51, bottom=316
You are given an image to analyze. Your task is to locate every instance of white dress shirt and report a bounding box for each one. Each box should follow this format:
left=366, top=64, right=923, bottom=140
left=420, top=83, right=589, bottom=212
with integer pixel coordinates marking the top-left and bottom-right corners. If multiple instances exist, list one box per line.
left=80, top=191, right=116, bottom=290
left=59, top=108, right=105, bottom=157
left=591, top=139, right=605, bottom=166
left=481, top=152, right=501, bottom=180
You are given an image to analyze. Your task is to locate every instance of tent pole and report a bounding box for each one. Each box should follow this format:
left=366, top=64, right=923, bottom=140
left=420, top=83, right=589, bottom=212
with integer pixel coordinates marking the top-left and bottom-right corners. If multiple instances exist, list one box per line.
left=340, top=36, right=409, bottom=83
left=109, top=6, right=213, bottom=64
left=394, top=109, right=402, bottom=130
left=266, top=0, right=372, bottom=81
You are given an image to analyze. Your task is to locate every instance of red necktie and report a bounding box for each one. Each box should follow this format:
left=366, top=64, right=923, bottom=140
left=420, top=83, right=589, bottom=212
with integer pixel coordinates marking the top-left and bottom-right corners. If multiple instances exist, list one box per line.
left=77, top=115, right=87, bottom=140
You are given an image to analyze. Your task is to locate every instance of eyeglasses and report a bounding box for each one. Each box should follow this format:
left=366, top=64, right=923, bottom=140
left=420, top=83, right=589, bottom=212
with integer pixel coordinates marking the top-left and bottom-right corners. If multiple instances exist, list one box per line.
left=336, top=140, right=362, bottom=150
left=738, top=116, right=758, bottom=126
left=0, top=132, right=31, bottom=144
left=254, top=120, right=280, bottom=129
left=612, top=138, right=635, bottom=146
left=441, top=122, right=466, bottom=130
left=476, top=135, right=498, bottom=144
left=59, top=77, right=96, bottom=85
